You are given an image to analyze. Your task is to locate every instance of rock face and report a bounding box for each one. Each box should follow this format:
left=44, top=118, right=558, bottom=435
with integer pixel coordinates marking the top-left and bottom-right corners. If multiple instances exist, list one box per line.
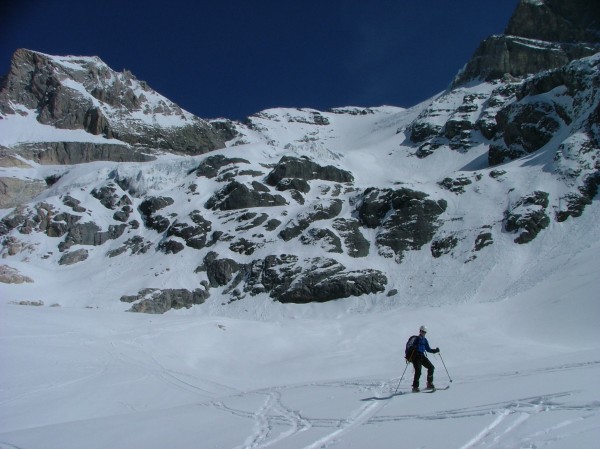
left=454, top=0, right=600, bottom=86
left=199, top=253, right=387, bottom=304
left=356, top=188, right=447, bottom=261
left=0, top=264, right=34, bottom=284
left=0, top=177, right=46, bottom=208
left=266, top=156, right=354, bottom=185
left=120, top=288, right=210, bottom=314
left=0, top=49, right=235, bottom=162
left=504, top=191, right=551, bottom=244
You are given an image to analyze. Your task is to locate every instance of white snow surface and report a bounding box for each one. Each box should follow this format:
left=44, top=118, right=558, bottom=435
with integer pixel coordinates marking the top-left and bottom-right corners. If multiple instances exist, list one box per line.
left=1, top=242, right=599, bottom=449
left=1, top=86, right=600, bottom=447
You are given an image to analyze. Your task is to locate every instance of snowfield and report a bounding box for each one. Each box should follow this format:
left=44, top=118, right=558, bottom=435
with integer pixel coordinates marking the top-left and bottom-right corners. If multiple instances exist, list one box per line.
left=1, top=50, right=600, bottom=448
left=1, top=228, right=599, bottom=449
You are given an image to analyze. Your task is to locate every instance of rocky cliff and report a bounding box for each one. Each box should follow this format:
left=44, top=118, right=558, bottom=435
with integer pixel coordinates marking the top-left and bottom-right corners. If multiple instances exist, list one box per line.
left=0, top=49, right=235, bottom=163
left=453, top=0, right=600, bottom=85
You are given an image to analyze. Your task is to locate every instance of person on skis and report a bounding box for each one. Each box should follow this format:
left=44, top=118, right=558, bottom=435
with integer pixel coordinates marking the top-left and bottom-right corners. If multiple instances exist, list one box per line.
left=408, top=325, right=439, bottom=392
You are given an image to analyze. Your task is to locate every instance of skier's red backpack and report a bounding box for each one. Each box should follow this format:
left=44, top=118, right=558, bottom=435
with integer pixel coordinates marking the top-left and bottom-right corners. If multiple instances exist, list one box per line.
left=405, top=335, right=418, bottom=362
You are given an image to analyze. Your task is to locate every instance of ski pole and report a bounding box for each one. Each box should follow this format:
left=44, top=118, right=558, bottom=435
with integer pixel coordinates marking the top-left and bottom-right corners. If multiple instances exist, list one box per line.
left=438, top=351, right=452, bottom=383
left=393, top=361, right=411, bottom=395
left=394, top=350, right=415, bottom=395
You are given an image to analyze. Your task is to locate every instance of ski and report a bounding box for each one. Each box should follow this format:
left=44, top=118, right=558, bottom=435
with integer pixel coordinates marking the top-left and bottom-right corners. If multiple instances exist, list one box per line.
left=420, top=385, right=450, bottom=393
left=411, top=385, right=450, bottom=393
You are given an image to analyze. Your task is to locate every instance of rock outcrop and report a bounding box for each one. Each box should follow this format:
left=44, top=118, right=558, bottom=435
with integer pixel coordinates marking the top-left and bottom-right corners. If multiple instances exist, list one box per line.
left=454, top=0, right=600, bottom=86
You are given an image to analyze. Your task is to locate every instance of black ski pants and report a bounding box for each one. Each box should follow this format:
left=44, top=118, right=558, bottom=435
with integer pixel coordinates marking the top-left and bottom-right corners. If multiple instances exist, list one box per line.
left=412, top=353, right=434, bottom=388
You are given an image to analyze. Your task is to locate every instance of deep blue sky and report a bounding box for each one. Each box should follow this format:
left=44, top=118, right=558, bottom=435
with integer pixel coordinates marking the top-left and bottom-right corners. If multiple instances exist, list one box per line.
left=2, top=1, right=517, bottom=121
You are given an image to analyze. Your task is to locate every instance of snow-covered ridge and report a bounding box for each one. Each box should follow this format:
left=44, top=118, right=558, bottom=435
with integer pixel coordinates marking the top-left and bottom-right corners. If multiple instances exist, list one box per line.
left=0, top=49, right=231, bottom=158
left=44, top=50, right=198, bottom=127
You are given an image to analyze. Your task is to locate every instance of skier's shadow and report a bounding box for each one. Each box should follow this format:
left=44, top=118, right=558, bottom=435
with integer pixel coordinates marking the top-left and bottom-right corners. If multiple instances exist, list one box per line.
left=360, top=392, right=405, bottom=401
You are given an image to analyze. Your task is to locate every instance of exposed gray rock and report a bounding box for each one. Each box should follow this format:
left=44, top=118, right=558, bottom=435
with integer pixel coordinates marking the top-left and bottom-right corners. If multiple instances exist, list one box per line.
left=58, top=248, right=89, bottom=265
left=243, top=254, right=387, bottom=303
left=59, top=222, right=126, bottom=251
left=205, top=180, right=286, bottom=211
left=489, top=54, right=599, bottom=166
left=266, top=156, right=353, bottom=185
left=439, top=176, right=473, bottom=194
left=166, top=211, right=212, bottom=249
left=122, top=287, right=209, bottom=314
left=331, top=218, right=370, bottom=258
left=264, top=219, right=281, bottom=231
left=356, top=187, right=447, bottom=261
left=274, top=177, right=311, bottom=194
left=201, top=251, right=240, bottom=287
left=474, top=232, right=494, bottom=251
left=454, top=0, right=600, bottom=86
left=505, top=0, right=600, bottom=44
left=557, top=171, right=600, bottom=222
left=0, top=152, right=31, bottom=168
left=279, top=199, right=343, bottom=241
left=106, top=236, right=152, bottom=257
left=138, top=196, right=175, bottom=233
left=62, top=195, right=86, bottom=212
left=229, top=237, right=262, bottom=255
left=194, top=154, right=252, bottom=179
left=235, top=212, right=268, bottom=231
left=0, top=236, right=36, bottom=256
left=490, top=102, right=562, bottom=164
left=0, top=49, right=232, bottom=161
left=199, top=253, right=387, bottom=303
left=91, top=185, right=120, bottom=209
left=300, top=227, right=343, bottom=253
left=431, top=234, right=460, bottom=258
left=505, top=191, right=550, bottom=243
left=158, top=239, right=185, bottom=254
left=14, top=142, right=155, bottom=164
left=0, top=264, right=34, bottom=283
left=0, top=177, right=46, bottom=208
left=409, top=120, right=443, bottom=144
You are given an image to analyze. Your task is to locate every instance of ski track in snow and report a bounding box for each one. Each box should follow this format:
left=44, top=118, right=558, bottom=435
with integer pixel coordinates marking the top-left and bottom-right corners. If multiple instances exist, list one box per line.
left=183, top=360, right=600, bottom=449
left=210, top=386, right=600, bottom=449
left=207, top=379, right=395, bottom=449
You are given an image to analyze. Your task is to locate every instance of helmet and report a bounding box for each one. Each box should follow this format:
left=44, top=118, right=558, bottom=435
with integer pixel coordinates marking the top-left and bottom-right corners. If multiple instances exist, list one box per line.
left=419, top=325, right=428, bottom=333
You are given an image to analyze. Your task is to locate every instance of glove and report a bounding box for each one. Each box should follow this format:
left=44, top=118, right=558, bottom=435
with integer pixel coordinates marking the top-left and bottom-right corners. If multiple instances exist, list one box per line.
left=433, top=347, right=440, bottom=353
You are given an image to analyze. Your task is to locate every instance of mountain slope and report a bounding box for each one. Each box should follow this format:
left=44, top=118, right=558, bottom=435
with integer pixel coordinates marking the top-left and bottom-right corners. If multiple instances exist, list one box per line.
left=1, top=0, right=599, bottom=315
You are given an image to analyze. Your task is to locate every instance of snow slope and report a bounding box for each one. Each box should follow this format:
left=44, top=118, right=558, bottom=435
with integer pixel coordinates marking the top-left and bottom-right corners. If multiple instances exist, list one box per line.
left=1, top=229, right=599, bottom=449
left=1, top=184, right=599, bottom=448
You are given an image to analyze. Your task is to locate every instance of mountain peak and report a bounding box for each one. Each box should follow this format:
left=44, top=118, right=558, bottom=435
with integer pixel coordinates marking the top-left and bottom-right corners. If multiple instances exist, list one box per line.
left=453, top=0, right=600, bottom=86
left=0, top=48, right=235, bottom=162
left=505, top=0, right=600, bottom=43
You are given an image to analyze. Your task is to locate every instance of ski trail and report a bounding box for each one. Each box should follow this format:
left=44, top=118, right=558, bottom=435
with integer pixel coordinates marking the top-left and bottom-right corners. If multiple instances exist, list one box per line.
left=452, top=396, right=600, bottom=449
left=457, top=410, right=510, bottom=449
left=0, top=443, right=25, bottom=449
left=299, top=379, right=393, bottom=449
left=300, top=400, right=381, bottom=449
left=231, top=389, right=311, bottom=449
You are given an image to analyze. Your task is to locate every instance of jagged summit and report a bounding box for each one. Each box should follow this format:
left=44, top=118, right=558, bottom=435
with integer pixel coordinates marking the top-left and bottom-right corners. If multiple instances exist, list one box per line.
left=0, top=49, right=234, bottom=162
left=453, top=0, right=600, bottom=86
left=506, top=0, right=600, bottom=43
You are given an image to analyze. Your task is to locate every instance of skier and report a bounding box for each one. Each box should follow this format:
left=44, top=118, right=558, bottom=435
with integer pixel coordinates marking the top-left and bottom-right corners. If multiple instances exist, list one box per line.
left=409, top=325, right=439, bottom=392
